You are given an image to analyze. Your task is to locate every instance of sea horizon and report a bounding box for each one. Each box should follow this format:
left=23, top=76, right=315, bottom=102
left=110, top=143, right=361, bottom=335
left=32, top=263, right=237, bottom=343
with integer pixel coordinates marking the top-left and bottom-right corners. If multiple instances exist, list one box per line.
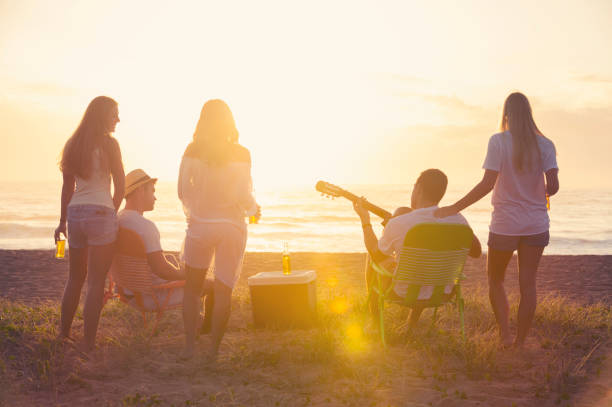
left=1, top=181, right=610, bottom=255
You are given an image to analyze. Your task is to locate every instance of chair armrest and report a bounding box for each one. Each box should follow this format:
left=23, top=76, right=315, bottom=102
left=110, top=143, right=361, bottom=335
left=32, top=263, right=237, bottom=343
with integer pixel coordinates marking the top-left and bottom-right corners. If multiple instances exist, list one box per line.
left=371, top=260, right=394, bottom=277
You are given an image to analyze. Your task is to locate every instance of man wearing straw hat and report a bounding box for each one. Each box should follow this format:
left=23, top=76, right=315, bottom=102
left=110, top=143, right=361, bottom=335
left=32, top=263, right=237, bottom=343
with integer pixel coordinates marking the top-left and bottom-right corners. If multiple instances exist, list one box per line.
left=118, top=169, right=214, bottom=331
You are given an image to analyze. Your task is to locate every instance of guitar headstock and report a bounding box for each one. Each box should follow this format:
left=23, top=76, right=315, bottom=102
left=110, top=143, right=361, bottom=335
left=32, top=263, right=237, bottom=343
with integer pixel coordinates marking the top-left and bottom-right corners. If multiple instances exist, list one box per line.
left=315, top=180, right=345, bottom=198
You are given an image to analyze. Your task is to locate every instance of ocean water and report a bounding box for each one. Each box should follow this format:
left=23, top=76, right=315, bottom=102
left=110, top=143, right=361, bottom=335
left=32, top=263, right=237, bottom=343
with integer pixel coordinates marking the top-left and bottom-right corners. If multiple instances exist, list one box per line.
left=0, top=182, right=610, bottom=254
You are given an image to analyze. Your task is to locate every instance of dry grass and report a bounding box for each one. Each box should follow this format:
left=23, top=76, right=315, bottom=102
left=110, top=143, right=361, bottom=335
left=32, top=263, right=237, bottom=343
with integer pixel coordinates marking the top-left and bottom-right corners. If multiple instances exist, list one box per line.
left=0, top=287, right=610, bottom=406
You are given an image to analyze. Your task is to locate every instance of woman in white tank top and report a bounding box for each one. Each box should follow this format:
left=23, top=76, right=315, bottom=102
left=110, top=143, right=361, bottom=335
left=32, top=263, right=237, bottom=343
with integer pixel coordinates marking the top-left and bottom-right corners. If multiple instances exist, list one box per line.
left=178, top=99, right=259, bottom=359
left=435, top=93, right=559, bottom=348
left=54, top=96, right=125, bottom=352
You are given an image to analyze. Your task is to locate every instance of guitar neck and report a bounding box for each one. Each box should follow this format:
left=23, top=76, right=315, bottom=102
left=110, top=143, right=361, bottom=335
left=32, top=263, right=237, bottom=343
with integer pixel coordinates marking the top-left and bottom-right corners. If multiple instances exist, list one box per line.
left=338, top=190, right=392, bottom=220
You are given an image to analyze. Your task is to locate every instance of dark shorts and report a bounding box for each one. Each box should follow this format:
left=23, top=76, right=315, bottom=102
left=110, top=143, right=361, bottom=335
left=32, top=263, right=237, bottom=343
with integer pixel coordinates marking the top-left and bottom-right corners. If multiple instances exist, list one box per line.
left=487, top=231, right=549, bottom=252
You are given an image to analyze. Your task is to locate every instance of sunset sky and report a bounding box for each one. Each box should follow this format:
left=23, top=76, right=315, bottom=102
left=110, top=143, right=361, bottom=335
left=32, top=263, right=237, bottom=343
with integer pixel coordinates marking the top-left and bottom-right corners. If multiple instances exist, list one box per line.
left=1, top=0, right=611, bottom=189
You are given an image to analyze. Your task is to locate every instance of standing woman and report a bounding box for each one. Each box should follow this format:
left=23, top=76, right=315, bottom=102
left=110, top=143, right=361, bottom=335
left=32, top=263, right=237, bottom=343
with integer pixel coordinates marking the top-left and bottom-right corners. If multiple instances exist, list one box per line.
left=54, top=96, right=125, bottom=351
left=179, top=99, right=259, bottom=359
left=435, top=92, right=559, bottom=348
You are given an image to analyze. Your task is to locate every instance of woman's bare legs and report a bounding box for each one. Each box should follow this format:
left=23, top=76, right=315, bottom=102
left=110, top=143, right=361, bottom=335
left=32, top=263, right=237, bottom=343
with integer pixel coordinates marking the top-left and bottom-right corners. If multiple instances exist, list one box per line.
left=515, top=244, right=545, bottom=347
left=183, top=266, right=206, bottom=357
left=487, top=248, right=514, bottom=346
left=209, top=280, right=233, bottom=358
left=82, top=242, right=115, bottom=351
left=60, top=247, right=88, bottom=339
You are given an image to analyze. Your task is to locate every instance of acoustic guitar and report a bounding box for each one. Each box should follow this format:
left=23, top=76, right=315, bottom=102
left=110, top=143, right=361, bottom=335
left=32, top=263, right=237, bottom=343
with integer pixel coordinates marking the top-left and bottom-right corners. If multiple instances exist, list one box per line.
left=315, top=180, right=411, bottom=226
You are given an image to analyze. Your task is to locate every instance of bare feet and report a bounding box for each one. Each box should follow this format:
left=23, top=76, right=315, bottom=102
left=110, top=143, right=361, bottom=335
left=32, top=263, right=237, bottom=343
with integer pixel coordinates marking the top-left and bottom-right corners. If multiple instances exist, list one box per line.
left=72, top=340, right=94, bottom=358
left=179, top=345, right=196, bottom=361
left=500, top=334, right=514, bottom=348
left=56, top=333, right=75, bottom=343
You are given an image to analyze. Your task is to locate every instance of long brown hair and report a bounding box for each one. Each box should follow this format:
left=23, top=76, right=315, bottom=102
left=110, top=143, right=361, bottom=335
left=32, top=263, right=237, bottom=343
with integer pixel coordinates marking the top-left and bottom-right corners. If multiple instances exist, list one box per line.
left=184, top=99, right=239, bottom=165
left=60, top=96, right=118, bottom=178
left=500, top=92, right=544, bottom=172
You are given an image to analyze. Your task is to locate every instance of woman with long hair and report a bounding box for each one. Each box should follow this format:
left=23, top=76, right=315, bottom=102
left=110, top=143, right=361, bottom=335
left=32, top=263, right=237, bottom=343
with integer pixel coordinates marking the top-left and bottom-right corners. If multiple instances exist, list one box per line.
left=435, top=92, right=559, bottom=348
left=178, top=99, right=259, bottom=359
left=54, top=96, right=125, bottom=352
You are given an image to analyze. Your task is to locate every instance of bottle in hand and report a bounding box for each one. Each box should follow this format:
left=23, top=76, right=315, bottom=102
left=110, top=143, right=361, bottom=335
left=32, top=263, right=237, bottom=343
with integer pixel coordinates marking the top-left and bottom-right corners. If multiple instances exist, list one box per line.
left=282, top=241, right=291, bottom=275
left=55, top=239, right=66, bottom=259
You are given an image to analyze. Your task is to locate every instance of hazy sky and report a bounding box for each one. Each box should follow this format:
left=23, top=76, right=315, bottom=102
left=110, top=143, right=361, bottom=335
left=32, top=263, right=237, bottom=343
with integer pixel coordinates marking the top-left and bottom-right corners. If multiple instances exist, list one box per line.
left=1, top=0, right=611, bottom=189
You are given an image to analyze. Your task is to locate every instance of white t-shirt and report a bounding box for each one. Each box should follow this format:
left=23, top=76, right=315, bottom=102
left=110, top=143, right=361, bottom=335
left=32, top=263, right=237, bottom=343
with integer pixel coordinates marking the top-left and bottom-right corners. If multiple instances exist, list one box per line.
left=117, top=209, right=162, bottom=253
left=378, top=206, right=469, bottom=298
left=178, top=151, right=258, bottom=228
left=483, top=131, right=558, bottom=236
left=117, top=209, right=180, bottom=301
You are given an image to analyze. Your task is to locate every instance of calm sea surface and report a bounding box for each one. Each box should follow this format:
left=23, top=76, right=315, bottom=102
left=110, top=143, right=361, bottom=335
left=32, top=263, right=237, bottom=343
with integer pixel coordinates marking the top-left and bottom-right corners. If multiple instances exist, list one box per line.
left=1, top=182, right=610, bottom=254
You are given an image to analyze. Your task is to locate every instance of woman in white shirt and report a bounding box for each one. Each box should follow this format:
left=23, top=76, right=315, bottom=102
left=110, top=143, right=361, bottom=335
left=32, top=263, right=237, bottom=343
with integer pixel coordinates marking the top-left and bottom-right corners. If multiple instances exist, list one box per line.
left=435, top=92, right=559, bottom=348
left=54, top=96, right=125, bottom=352
left=178, top=99, right=259, bottom=359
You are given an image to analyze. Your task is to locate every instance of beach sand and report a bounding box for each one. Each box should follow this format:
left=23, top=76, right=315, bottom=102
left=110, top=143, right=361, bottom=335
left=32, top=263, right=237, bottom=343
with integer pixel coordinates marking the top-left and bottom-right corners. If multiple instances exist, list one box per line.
left=2, top=251, right=610, bottom=305
left=1, top=251, right=611, bottom=406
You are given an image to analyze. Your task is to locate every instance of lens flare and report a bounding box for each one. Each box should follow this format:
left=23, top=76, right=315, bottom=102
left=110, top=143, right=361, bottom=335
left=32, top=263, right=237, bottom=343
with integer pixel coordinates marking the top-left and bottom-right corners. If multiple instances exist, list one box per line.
left=330, top=297, right=348, bottom=314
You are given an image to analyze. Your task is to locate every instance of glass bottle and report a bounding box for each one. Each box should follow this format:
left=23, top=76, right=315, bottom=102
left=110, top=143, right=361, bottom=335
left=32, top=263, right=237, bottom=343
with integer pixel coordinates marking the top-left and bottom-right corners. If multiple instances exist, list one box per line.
left=282, top=241, right=291, bottom=275
left=55, top=239, right=66, bottom=259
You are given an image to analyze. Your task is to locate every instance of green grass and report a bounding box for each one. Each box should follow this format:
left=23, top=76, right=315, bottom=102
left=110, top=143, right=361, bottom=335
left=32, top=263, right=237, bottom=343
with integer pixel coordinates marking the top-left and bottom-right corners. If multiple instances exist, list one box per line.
left=0, top=291, right=610, bottom=406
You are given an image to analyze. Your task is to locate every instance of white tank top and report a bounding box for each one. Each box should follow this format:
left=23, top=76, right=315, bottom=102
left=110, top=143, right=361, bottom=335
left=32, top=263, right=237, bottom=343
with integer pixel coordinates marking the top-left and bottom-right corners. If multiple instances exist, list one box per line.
left=68, top=148, right=114, bottom=209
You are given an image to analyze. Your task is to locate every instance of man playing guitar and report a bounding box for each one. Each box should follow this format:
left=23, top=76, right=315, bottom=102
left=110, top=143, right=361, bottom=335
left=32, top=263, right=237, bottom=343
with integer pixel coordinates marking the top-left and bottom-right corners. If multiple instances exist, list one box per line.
left=352, top=169, right=482, bottom=330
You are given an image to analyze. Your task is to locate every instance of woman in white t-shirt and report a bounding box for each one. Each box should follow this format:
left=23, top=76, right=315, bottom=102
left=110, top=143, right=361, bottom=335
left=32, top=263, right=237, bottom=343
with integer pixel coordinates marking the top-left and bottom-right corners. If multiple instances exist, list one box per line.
left=178, top=99, right=259, bottom=359
left=54, top=96, right=125, bottom=352
left=435, top=92, right=559, bottom=348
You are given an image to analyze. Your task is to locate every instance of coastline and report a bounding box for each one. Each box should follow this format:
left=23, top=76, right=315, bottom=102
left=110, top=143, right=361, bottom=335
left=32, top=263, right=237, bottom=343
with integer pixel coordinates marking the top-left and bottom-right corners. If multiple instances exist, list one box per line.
left=1, top=250, right=610, bottom=306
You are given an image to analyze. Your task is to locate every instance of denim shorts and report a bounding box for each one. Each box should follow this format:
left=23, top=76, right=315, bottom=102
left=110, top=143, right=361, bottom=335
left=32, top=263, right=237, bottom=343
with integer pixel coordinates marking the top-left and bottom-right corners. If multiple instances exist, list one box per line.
left=67, top=204, right=118, bottom=248
left=487, top=231, right=550, bottom=252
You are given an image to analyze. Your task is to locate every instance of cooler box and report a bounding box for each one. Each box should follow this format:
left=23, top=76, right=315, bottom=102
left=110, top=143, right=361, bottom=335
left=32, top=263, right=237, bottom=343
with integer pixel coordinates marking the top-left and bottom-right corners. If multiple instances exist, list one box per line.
left=247, top=270, right=317, bottom=328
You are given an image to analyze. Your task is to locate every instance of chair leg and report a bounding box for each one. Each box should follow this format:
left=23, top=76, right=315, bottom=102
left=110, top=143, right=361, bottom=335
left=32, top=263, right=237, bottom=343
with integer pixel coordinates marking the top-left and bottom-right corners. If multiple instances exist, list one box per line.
left=379, top=294, right=386, bottom=347
left=459, top=298, right=465, bottom=341
left=432, top=307, right=438, bottom=325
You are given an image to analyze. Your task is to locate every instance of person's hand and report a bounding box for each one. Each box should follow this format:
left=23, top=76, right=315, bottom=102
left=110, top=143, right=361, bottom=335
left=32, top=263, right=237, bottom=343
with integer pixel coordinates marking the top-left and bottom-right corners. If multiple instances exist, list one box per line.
left=434, top=205, right=459, bottom=218
left=165, top=253, right=180, bottom=268
left=174, top=259, right=187, bottom=280
left=176, top=268, right=187, bottom=280
left=353, top=198, right=371, bottom=224
left=255, top=204, right=261, bottom=220
left=54, top=221, right=67, bottom=243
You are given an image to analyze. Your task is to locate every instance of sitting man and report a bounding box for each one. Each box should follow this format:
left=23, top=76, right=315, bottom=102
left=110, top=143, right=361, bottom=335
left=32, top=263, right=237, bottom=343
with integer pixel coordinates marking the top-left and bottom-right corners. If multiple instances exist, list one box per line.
left=353, top=168, right=481, bottom=329
left=118, top=169, right=214, bottom=332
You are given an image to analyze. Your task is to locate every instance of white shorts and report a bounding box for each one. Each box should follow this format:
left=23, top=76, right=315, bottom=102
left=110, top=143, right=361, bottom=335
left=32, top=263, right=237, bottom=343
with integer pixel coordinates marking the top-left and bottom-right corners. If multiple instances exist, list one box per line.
left=182, top=221, right=247, bottom=289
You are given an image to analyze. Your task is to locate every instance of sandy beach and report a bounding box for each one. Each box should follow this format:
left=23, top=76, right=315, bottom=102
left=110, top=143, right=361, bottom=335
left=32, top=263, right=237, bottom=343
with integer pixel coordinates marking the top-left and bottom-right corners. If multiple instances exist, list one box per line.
left=1, top=251, right=611, bottom=406
left=2, top=251, right=611, bottom=305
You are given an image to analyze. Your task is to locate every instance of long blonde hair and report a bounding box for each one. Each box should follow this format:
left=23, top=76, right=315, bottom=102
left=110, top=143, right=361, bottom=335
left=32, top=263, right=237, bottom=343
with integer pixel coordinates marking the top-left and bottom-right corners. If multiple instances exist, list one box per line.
left=500, top=92, right=544, bottom=172
left=60, top=96, right=118, bottom=178
left=183, top=99, right=239, bottom=165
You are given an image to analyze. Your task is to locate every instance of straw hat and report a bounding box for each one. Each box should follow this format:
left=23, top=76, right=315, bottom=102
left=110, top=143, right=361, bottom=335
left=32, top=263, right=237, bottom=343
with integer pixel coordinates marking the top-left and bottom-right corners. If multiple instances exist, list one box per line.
left=125, top=169, right=157, bottom=197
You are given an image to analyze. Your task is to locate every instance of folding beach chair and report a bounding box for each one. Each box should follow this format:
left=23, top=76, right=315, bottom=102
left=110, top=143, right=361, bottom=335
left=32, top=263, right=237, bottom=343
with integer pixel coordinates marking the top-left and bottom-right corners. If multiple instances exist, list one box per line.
left=109, top=228, right=184, bottom=333
left=369, top=223, right=473, bottom=346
